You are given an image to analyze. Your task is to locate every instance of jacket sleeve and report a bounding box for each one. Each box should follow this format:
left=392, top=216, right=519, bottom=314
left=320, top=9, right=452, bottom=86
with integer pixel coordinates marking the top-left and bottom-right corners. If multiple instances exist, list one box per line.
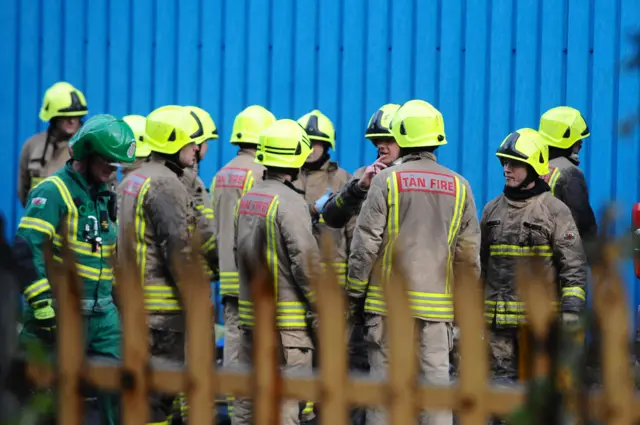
left=346, top=174, right=388, bottom=299
left=551, top=204, right=588, bottom=314
left=554, top=169, right=598, bottom=260
left=479, top=206, right=490, bottom=285
left=322, top=178, right=368, bottom=229
left=194, top=177, right=218, bottom=271
left=12, top=181, right=64, bottom=304
left=454, top=185, right=481, bottom=281
left=281, top=201, right=321, bottom=308
left=146, top=179, right=193, bottom=277
left=18, top=141, right=32, bottom=207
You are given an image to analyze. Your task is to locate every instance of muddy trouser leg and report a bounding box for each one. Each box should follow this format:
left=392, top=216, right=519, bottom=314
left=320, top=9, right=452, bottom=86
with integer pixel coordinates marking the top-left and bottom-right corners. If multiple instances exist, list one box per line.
left=232, top=330, right=313, bottom=425
left=231, top=330, right=253, bottom=425
left=364, top=314, right=387, bottom=425
left=149, top=325, right=185, bottom=424
left=223, top=298, right=241, bottom=416
left=348, top=321, right=369, bottom=425
left=417, top=321, right=453, bottom=425
left=488, top=328, right=518, bottom=425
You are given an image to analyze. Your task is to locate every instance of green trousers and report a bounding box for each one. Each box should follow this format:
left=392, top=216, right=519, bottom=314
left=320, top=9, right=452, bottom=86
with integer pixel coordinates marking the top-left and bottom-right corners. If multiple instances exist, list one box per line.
left=20, top=305, right=122, bottom=425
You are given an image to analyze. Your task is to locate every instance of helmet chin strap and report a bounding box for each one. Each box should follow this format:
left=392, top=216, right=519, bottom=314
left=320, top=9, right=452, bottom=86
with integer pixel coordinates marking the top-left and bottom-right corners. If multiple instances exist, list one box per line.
left=516, top=165, right=538, bottom=189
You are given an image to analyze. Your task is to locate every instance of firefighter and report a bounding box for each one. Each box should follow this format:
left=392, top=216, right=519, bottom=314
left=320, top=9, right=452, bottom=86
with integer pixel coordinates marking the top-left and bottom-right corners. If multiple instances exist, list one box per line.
left=481, top=129, right=587, bottom=412
left=233, top=118, right=319, bottom=425
left=117, top=105, right=218, bottom=424
left=121, top=114, right=152, bottom=176
left=14, top=114, right=137, bottom=425
left=211, top=104, right=276, bottom=414
left=347, top=99, right=481, bottom=425
left=322, top=103, right=401, bottom=229
left=182, top=106, right=218, bottom=279
left=538, top=106, right=598, bottom=256
left=18, top=81, right=88, bottom=206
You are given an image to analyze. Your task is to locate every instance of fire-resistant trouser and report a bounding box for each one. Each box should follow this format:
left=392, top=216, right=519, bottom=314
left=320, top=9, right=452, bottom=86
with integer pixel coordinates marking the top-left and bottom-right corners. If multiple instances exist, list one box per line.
left=148, top=315, right=186, bottom=424
left=488, top=327, right=519, bottom=425
left=348, top=321, right=369, bottom=425
left=364, top=314, right=453, bottom=425
left=232, top=329, right=313, bottom=425
left=223, top=298, right=241, bottom=415
left=19, top=304, right=122, bottom=425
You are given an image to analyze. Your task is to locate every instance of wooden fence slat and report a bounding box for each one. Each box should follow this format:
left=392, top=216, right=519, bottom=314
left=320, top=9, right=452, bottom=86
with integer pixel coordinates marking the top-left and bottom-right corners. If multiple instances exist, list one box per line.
left=252, top=259, right=281, bottom=424
left=386, top=247, right=418, bottom=425
left=453, top=263, right=488, bottom=425
left=47, top=227, right=84, bottom=425
left=177, top=236, right=216, bottom=425
left=594, top=244, right=634, bottom=425
left=315, top=235, right=348, bottom=425
left=116, top=226, right=149, bottom=425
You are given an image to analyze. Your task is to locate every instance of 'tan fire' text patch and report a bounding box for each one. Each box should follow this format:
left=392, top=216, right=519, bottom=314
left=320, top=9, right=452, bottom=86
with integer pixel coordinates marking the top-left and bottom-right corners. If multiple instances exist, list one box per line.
left=238, top=193, right=275, bottom=217
left=396, top=171, right=456, bottom=196
left=216, top=168, right=249, bottom=189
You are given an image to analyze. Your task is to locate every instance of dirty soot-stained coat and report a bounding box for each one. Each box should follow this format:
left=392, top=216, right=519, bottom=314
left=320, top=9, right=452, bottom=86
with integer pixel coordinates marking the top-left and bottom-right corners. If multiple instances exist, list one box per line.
left=211, top=149, right=265, bottom=298
left=480, top=188, right=588, bottom=328
left=293, top=160, right=353, bottom=286
left=234, top=176, right=321, bottom=331
left=117, top=155, right=210, bottom=315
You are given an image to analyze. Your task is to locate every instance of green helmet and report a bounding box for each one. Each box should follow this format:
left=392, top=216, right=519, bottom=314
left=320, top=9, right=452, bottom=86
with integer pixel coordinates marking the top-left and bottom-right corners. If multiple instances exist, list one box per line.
left=68, top=114, right=137, bottom=165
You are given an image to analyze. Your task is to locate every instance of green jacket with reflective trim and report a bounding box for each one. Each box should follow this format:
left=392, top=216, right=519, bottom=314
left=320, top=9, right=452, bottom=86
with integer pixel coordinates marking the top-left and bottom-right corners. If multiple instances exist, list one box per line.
left=13, top=162, right=117, bottom=313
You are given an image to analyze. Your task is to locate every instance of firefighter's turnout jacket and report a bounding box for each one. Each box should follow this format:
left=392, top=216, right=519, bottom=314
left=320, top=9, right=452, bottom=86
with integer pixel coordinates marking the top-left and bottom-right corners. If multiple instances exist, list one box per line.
left=180, top=166, right=217, bottom=279
left=235, top=176, right=321, bottom=330
left=542, top=156, right=598, bottom=245
left=322, top=166, right=367, bottom=229
left=18, top=132, right=71, bottom=207
left=481, top=181, right=588, bottom=328
left=212, top=149, right=265, bottom=298
left=347, top=152, right=481, bottom=321
left=117, top=155, right=215, bottom=313
left=294, top=160, right=352, bottom=286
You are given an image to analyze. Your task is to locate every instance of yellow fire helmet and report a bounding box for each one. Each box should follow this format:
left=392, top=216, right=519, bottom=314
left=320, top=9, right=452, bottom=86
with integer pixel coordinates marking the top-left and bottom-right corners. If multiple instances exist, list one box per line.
left=365, top=103, right=401, bottom=141
left=122, top=115, right=151, bottom=158
left=255, top=119, right=312, bottom=169
left=390, top=99, right=447, bottom=148
left=39, top=81, right=88, bottom=122
left=185, top=106, right=219, bottom=144
left=538, top=106, right=590, bottom=150
left=230, top=105, right=276, bottom=146
left=297, top=109, right=336, bottom=149
left=496, top=128, right=550, bottom=176
left=145, top=105, right=202, bottom=155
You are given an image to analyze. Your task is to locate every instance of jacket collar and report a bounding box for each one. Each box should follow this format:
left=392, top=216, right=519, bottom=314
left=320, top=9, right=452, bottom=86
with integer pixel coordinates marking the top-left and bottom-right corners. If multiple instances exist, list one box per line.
left=401, top=151, right=437, bottom=163
left=150, top=153, right=184, bottom=177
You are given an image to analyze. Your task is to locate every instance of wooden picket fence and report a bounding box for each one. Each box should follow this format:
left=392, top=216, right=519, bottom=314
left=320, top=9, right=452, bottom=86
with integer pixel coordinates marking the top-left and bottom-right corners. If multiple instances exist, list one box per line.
left=21, top=229, right=640, bottom=425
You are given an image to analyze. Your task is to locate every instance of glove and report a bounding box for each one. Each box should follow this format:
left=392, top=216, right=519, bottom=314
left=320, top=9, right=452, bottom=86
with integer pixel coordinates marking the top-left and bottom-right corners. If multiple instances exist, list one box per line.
left=314, top=188, right=333, bottom=213
left=32, top=299, right=56, bottom=344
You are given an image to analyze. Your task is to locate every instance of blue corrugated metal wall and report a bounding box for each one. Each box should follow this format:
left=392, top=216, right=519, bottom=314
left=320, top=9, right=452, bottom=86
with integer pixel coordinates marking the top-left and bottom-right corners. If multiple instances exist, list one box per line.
left=1, top=0, right=640, bottom=322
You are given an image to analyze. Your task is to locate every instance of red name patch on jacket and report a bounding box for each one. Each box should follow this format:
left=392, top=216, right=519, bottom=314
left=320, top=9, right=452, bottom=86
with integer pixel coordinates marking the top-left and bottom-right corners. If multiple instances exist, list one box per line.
left=238, top=193, right=275, bottom=217
left=123, top=174, right=148, bottom=196
left=541, top=166, right=557, bottom=184
left=396, top=171, right=456, bottom=196
left=216, top=168, right=249, bottom=189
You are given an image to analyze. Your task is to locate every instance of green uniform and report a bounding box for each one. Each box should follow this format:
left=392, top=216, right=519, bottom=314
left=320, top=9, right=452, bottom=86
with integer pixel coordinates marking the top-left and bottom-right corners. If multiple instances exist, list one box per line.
left=14, top=161, right=121, bottom=425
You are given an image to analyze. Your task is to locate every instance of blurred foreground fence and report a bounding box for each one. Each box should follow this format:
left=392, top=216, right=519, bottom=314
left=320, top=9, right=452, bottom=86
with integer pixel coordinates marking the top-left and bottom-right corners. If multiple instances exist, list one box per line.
left=4, top=224, right=640, bottom=425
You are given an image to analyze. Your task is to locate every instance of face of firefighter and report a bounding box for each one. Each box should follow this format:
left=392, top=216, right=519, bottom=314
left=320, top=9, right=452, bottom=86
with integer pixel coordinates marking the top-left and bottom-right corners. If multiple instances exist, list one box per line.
left=55, top=117, right=82, bottom=138
left=89, top=155, right=117, bottom=184
left=373, top=139, right=400, bottom=165
left=305, top=141, right=326, bottom=163
left=179, top=142, right=199, bottom=167
left=502, top=159, right=532, bottom=189
left=199, top=140, right=209, bottom=160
